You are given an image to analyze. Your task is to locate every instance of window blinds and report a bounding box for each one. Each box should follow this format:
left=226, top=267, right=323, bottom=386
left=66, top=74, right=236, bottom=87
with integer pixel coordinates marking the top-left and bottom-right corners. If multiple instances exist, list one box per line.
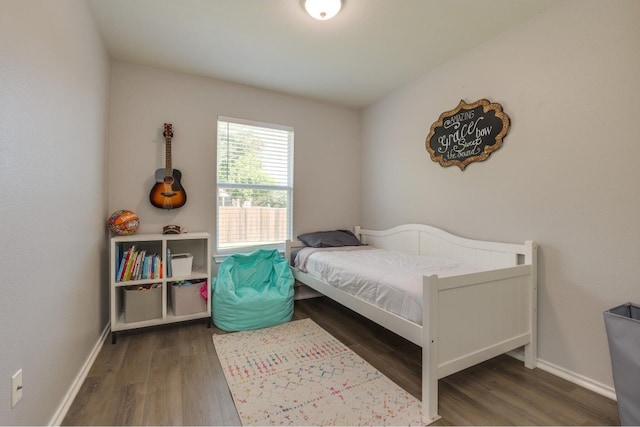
left=216, top=116, right=293, bottom=251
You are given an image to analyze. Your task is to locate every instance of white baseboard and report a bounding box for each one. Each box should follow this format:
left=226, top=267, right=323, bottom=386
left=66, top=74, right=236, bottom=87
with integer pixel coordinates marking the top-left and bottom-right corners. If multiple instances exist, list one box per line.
left=49, top=324, right=110, bottom=426
left=508, top=350, right=617, bottom=401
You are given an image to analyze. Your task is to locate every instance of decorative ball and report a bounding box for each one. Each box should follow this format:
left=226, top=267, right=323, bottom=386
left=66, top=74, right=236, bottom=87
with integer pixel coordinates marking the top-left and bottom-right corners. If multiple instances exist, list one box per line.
left=108, top=210, right=139, bottom=235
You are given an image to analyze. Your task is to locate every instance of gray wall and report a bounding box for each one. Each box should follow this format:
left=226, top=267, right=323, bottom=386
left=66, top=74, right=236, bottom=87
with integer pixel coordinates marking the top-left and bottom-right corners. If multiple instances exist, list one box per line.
left=108, top=61, right=361, bottom=242
left=361, top=0, right=640, bottom=393
left=0, top=1, right=110, bottom=424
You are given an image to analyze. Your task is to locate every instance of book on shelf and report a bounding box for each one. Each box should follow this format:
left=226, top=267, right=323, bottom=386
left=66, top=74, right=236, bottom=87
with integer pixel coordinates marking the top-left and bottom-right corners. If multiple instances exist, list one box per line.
left=115, top=244, right=122, bottom=276
left=116, top=252, right=126, bottom=281
left=167, top=247, right=172, bottom=278
left=120, top=246, right=135, bottom=281
left=130, top=250, right=142, bottom=280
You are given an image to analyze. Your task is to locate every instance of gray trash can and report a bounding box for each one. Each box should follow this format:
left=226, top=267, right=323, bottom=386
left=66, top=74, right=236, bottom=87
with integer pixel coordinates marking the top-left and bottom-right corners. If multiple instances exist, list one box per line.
left=604, top=303, right=640, bottom=426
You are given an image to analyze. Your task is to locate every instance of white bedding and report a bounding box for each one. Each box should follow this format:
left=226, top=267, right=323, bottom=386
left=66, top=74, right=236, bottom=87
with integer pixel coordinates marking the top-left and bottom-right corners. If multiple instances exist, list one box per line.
left=294, top=246, right=488, bottom=324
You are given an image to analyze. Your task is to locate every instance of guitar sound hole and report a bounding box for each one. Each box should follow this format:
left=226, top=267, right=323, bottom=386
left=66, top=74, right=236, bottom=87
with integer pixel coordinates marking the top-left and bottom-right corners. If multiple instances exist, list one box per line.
left=163, top=177, right=174, bottom=184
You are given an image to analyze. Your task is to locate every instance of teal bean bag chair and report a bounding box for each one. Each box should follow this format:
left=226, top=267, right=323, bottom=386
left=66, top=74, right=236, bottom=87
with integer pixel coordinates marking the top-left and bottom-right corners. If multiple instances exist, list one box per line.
left=212, top=249, right=294, bottom=331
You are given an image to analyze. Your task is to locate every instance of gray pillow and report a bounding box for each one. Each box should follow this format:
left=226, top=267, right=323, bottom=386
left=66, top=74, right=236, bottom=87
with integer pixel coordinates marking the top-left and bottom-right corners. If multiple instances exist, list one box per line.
left=297, top=229, right=363, bottom=248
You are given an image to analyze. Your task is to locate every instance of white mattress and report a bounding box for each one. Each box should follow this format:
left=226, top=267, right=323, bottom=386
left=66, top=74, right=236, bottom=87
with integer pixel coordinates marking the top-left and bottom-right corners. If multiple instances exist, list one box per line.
left=294, top=246, right=487, bottom=324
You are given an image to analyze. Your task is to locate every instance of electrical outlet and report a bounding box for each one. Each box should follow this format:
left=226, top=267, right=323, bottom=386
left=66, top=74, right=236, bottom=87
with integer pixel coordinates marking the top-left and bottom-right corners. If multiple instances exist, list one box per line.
left=11, top=369, right=22, bottom=408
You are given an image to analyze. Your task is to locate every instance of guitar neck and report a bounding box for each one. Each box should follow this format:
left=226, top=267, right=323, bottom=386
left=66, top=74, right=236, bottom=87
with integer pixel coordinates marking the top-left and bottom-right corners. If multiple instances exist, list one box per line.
left=165, top=136, right=172, bottom=172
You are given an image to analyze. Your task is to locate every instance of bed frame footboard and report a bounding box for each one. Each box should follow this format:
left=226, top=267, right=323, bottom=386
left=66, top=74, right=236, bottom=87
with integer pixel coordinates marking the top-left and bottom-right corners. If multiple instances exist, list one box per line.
left=422, top=264, right=536, bottom=422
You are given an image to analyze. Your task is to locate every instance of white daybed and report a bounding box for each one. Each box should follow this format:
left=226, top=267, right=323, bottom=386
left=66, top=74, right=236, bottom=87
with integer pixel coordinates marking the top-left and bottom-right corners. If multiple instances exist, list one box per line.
left=285, top=223, right=537, bottom=424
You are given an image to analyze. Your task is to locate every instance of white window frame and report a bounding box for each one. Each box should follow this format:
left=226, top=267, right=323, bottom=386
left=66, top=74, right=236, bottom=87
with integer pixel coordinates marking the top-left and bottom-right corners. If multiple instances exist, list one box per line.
left=215, top=115, right=293, bottom=256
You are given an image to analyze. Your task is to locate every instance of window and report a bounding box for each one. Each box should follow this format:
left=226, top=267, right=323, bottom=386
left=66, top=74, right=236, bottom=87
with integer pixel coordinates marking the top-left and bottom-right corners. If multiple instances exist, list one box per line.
left=216, top=116, right=293, bottom=254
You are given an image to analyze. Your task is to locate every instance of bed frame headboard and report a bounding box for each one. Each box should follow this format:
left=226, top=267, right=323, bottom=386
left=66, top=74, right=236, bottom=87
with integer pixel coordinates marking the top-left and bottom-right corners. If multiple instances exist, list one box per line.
left=356, top=224, right=533, bottom=268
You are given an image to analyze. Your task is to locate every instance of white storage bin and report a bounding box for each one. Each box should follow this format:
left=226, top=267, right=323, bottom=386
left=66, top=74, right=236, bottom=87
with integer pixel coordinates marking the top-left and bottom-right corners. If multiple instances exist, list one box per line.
left=171, top=253, right=193, bottom=276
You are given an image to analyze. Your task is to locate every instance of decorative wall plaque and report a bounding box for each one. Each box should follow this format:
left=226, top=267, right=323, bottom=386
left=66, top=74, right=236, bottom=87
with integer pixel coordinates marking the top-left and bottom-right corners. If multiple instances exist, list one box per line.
left=425, top=99, right=510, bottom=170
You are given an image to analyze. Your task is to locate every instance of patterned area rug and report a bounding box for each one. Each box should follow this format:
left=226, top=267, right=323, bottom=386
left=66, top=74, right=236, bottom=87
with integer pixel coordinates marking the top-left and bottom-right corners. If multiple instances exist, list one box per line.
left=212, top=318, right=425, bottom=426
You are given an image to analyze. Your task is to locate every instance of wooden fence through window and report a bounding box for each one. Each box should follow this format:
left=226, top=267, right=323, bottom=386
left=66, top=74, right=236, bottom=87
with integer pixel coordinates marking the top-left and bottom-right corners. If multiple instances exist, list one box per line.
left=218, top=207, right=288, bottom=245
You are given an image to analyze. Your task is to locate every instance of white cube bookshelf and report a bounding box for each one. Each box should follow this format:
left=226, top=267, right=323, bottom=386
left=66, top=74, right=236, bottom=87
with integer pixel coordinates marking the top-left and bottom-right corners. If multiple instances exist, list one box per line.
left=109, top=232, right=211, bottom=343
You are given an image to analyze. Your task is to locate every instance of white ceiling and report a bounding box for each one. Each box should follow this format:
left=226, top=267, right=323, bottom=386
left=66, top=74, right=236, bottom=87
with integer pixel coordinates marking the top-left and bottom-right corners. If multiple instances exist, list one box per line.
left=88, top=0, right=557, bottom=108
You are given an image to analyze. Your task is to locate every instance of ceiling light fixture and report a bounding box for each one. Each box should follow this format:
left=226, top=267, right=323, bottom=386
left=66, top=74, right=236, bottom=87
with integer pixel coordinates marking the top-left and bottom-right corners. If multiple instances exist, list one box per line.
left=304, top=0, right=342, bottom=20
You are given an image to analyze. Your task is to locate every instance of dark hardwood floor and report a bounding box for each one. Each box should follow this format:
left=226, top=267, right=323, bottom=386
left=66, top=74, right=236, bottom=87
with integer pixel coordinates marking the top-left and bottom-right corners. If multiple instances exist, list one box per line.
left=63, top=296, right=620, bottom=426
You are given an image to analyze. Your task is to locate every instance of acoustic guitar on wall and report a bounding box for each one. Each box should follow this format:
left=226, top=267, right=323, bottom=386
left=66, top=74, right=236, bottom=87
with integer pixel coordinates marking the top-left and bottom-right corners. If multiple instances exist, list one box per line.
left=149, top=123, right=187, bottom=209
